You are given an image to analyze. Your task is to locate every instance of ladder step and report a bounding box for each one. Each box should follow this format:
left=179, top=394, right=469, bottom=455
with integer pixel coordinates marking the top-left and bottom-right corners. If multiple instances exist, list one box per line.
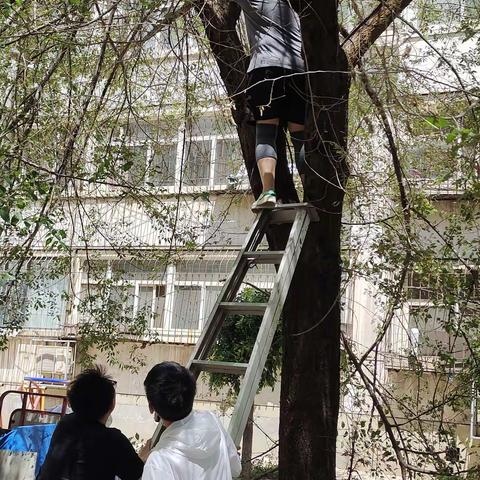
left=268, top=203, right=318, bottom=224
left=219, top=302, right=267, bottom=315
left=243, top=251, right=284, bottom=264
left=191, top=360, right=248, bottom=375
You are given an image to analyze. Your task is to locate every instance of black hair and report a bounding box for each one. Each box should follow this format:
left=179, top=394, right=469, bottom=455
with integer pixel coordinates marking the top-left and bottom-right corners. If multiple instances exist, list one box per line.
left=67, top=365, right=116, bottom=421
left=144, top=362, right=196, bottom=422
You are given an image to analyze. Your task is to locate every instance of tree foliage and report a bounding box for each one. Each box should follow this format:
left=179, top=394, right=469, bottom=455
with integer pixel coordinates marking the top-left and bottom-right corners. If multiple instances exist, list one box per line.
left=0, top=0, right=234, bottom=357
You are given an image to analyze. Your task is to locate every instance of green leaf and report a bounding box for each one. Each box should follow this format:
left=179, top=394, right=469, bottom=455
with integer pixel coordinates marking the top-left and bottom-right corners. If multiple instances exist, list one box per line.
left=0, top=207, right=10, bottom=222
left=446, top=130, right=458, bottom=144
left=37, top=182, right=50, bottom=195
left=16, top=199, right=27, bottom=210
left=425, top=116, right=452, bottom=130
left=121, top=161, right=134, bottom=172
left=10, top=214, right=21, bottom=226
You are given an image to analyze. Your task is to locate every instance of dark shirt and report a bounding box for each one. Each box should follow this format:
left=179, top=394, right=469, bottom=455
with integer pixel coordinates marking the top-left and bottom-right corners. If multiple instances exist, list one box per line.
left=232, top=0, right=305, bottom=72
left=37, top=413, right=143, bottom=480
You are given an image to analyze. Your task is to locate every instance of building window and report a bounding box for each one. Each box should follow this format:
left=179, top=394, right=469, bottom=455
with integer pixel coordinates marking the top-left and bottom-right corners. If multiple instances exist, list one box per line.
left=416, top=0, right=472, bottom=30
left=25, top=276, right=68, bottom=330
left=407, top=305, right=453, bottom=356
left=406, top=271, right=438, bottom=300
left=0, top=280, right=27, bottom=327
left=134, top=284, right=166, bottom=329
left=183, top=140, right=212, bottom=186
left=214, top=138, right=243, bottom=185
left=92, top=115, right=245, bottom=192
left=406, top=269, right=479, bottom=302
left=79, top=258, right=168, bottom=331
left=122, top=145, right=149, bottom=185
left=203, top=285, right=223, bottom=324
left=0, top=260, right=68, bottom=331
left=391, top=267, right=477, bottom=360
left=77, top=254, right=277, bottom=342
left=150, top=144, right=177, bottom=186
left=171, top=286, right=202, bottom=330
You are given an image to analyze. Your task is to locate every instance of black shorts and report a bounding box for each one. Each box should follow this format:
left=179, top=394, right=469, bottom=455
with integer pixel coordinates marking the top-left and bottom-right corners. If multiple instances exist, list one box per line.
left=247, top=67, right=306, bottom=125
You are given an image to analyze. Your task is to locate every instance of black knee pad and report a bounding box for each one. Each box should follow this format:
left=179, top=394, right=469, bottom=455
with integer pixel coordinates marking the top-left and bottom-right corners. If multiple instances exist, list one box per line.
left=255, top=123, right=278, bottom=162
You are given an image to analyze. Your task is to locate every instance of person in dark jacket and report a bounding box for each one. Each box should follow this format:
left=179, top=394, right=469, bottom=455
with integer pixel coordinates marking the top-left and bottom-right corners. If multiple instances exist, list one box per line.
left=37, top=365, right=144, bottom=480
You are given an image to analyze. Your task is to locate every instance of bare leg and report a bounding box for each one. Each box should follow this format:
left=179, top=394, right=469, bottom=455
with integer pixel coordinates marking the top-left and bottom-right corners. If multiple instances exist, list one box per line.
left=257, top=118, right=279, bottom=192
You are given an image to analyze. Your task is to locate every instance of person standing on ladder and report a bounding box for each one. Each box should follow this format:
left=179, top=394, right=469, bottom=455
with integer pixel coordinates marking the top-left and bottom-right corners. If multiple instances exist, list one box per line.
left=232, top=0, right=307, bottom=211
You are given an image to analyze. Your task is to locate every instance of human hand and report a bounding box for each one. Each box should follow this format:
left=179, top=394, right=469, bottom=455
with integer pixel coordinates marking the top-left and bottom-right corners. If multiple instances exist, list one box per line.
left=139, top=439, right=152, bottom=463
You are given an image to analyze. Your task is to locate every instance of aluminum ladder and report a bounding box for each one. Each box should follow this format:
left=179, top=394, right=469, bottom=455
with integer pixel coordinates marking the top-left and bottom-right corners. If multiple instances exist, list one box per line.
left=152, top=203, right=316, bottom=447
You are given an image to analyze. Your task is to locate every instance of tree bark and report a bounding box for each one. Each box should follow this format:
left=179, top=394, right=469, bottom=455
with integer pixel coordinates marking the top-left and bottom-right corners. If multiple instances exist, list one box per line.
left=342, top=0, right=414, bottom=67
left=241, top=406, right=254, bottom=479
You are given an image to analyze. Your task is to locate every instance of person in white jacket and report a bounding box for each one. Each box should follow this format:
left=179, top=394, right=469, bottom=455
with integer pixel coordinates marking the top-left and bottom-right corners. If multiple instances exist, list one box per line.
left=142, top=362, right=242, bottom=480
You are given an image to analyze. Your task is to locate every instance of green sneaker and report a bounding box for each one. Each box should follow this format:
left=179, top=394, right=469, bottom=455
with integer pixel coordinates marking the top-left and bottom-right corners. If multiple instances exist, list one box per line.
left=252, top=190, right=276, bottom=211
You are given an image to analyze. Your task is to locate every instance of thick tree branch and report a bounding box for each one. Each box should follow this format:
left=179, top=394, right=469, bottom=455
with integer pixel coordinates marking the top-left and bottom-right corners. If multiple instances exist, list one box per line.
left=342, top=0, right=414, bottom=67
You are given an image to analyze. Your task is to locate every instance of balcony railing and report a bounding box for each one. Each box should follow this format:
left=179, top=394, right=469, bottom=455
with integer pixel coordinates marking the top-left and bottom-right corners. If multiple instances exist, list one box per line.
left=386, top=318, right=469, bottom=371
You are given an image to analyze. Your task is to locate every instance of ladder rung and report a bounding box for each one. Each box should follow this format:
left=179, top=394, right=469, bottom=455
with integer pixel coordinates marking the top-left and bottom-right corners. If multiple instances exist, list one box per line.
left=269, top=209, right=297, bottom=224
left=268, top=203, right=318, bottom=224
left=191, top=360, right=248, bottom=375
left=243, top=251, right=284, bottom=264
left=219, top=302, right=267, bottom=315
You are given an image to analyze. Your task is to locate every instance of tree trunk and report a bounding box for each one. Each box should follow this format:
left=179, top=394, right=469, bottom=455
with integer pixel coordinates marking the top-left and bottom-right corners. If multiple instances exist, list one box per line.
left=278, top=2, right=349, bottom=478
left=241, top=406, right=254, bottom=479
